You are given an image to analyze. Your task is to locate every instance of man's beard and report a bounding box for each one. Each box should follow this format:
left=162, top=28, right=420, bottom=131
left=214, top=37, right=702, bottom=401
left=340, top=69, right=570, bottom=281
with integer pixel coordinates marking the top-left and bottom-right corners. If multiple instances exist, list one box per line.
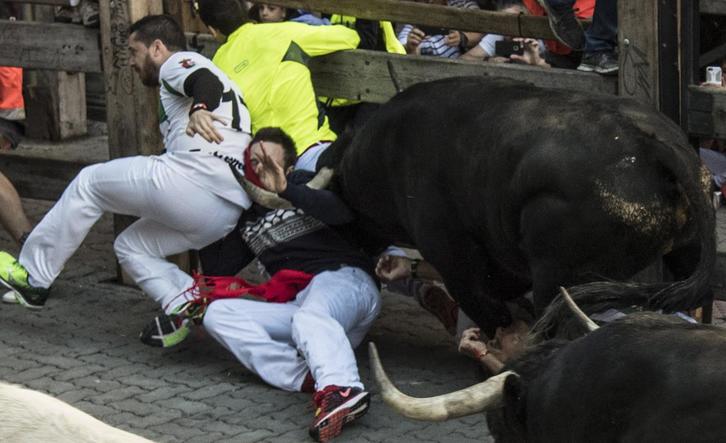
left=138, top=55, right=159, bottom=87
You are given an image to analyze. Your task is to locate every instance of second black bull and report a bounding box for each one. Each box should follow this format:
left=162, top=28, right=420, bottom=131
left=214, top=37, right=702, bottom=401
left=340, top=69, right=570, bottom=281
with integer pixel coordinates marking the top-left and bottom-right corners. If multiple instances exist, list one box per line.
left=318, top=76, right=715, bottom=335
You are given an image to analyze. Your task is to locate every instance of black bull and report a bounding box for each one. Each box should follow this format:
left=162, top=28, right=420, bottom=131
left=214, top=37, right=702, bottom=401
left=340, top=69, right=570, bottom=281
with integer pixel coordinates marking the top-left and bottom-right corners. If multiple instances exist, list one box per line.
left=319, top=76, right=715, bottom=335
left=371, top=312, right=726, bottom=442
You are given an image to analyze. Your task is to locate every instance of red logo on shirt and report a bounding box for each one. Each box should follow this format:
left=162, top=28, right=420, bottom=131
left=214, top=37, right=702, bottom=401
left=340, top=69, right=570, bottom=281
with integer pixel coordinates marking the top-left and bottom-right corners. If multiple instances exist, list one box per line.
left=179, top=58, right=195, bottom=69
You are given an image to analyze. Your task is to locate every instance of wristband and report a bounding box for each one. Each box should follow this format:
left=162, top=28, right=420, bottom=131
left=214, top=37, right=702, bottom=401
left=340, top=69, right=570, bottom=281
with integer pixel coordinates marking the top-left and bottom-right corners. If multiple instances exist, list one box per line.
left=410, top=259, right=421, bottom=279
left=189, top=102, right=208, bottom=116
left=458, top=31, right=469, bottom=51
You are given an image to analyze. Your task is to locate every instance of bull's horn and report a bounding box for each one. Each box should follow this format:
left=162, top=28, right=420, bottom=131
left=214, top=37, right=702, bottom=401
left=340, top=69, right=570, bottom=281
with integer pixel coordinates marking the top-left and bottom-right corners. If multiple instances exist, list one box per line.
left=559, top=286, right=599, bottom=332
left=369, top=342, right=515, bottom=421
left=229, top=165, right=293, bottom=209
left=306, top=167, right=334, bottom=190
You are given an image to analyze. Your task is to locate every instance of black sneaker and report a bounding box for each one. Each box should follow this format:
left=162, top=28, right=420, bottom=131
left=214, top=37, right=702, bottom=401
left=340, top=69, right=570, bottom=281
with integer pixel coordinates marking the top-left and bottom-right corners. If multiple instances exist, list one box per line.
left=578, top=51, right=618, bottom=75
left=309, top=385, right=370, bottom=442
left=139, top=314, right=190, bottom=348
left=0, top=251, right=49, bottom=309
left=537, top=0, right=585, bottom=51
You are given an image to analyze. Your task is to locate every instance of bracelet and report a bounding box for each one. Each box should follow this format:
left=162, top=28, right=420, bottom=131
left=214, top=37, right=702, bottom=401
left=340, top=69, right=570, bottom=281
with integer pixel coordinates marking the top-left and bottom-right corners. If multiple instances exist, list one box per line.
left=189, top=102, right=208, bottom=116
left=458, top=31, right=469, bottom=50
left=476, top=348, right=489, bottom=360
left=410, top=259, right=421, bottom=279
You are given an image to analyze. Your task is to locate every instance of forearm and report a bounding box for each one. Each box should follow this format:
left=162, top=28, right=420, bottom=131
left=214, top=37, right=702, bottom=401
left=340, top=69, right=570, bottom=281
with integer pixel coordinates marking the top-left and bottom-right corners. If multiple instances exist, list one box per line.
left=183, top=68, right=224, bottom=112
left=280, top=182, right=354, bottom=225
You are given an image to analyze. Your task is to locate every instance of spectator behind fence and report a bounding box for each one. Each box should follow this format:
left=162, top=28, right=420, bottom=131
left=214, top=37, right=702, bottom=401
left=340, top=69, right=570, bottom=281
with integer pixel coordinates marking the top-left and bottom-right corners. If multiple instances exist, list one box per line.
left=195, top=0, right=380, bottom=172
left=539, top=0, right=617, bottom=74
left=461, top=0, right=593, bottom=69
left=398, top=0, right=483, bottom=58
left=0, top=3, right=31, bottom=249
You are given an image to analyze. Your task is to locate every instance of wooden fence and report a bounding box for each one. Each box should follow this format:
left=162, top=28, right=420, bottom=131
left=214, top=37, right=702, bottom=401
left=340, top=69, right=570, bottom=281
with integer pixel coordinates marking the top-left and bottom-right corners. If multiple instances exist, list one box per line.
left=0, top=0, right=723, bottom=279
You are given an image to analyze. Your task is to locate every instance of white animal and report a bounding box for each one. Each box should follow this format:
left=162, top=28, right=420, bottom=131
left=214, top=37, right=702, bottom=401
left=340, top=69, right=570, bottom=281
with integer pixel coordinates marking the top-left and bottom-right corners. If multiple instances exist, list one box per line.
left=0, top=382, right=154, bottom=442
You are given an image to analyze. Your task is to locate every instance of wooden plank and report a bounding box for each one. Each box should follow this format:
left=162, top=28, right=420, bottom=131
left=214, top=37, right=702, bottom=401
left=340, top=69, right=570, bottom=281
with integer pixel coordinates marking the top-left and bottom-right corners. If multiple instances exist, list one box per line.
left=0, top=20, right=102, bottom=72
left=687, top=85, right=726, bottom=138
left=0, top=153, right=88, bottom=201
left=264, top=0, right=586, bottom=39
left=309, top=49, right=617, bottom=103
left=701, top=0, right=726, bottom=15
left=5, top=0, right=68, bottom=5
left=618, top=0, right=660, bottom=108
left=25, top=71, right=88, bottom=140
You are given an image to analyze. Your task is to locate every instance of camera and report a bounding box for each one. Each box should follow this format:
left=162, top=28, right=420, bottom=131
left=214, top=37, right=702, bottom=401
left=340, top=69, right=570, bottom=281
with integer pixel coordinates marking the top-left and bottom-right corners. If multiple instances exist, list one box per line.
left=495, top=40, right=524, bottom=58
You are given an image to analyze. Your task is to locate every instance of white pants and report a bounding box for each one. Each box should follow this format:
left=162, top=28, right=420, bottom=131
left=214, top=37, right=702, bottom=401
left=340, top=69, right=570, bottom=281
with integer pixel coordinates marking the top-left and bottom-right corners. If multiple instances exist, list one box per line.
left=203, top=266, right=381, bottom=392
left=19, top=156, right=243, bottom=312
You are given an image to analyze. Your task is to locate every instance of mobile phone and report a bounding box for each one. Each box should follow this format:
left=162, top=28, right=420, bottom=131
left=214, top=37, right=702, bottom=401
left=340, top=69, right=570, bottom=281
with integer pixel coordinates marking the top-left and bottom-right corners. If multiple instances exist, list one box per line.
left=417, top=25, right=450, bottom=36
left=495, top=40, right=524, bottom=58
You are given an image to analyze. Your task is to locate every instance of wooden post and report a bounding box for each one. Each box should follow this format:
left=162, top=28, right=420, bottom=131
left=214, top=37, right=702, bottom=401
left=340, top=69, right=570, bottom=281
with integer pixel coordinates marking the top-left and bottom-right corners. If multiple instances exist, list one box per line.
left=618, top=0, right=660, bottom=107
left=99, top=0, right=192, bottom=284
left=23, top=4, right=87, bottom=141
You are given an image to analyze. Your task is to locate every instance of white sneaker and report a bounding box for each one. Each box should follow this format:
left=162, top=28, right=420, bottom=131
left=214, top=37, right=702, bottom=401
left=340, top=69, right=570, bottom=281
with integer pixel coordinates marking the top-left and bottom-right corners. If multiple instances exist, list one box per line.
left=2, top=290, right=18, bottom=304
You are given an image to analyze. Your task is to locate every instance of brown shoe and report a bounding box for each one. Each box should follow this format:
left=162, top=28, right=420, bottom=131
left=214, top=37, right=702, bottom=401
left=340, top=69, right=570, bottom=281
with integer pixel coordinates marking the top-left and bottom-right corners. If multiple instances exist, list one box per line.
left=415, top=283, right=459, bottom=335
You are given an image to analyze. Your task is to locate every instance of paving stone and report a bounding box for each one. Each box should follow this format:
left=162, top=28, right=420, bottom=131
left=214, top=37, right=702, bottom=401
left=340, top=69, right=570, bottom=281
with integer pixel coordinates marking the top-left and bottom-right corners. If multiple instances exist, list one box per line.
left=0, top=198, right=495, bottom=442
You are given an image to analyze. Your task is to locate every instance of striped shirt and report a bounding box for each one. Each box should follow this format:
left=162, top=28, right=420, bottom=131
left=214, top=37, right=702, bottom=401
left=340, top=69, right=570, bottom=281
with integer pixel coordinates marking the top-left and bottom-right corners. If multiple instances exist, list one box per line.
left=398, top=0, right=480, bottom=59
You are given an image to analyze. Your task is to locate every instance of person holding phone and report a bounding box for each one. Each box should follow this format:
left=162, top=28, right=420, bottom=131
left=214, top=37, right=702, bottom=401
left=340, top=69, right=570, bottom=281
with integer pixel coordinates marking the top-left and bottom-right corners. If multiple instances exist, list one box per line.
left=398, top=0, right=482, bottom=58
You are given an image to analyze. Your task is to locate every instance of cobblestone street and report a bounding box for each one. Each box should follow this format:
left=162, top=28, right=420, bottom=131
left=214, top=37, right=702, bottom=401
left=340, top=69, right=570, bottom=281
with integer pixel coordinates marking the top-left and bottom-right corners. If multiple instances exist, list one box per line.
left=0, top=200, right=493, bottom=442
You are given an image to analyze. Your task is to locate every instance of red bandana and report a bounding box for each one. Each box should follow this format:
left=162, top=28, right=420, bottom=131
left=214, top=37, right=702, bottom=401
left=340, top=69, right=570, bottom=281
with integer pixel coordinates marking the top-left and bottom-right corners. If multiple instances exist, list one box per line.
left=243, top=143, right=264, bottom=188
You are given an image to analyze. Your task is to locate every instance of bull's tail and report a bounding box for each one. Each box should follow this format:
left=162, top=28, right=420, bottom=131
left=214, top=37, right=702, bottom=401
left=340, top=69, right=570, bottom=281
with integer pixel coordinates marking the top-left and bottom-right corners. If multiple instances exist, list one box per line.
left=533, top=140, right=716, bottom=341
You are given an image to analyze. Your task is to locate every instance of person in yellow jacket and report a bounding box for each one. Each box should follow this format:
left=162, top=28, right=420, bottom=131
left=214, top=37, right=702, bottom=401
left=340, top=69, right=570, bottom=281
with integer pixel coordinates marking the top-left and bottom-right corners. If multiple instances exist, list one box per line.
left=195, top=0, right=379, bottom=171
left=322, top=15, right=406, bottom=134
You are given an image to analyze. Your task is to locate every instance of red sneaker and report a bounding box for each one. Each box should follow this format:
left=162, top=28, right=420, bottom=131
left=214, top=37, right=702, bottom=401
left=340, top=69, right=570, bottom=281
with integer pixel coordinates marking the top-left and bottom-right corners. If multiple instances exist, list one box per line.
left=309, top=385, right=370, bottom=442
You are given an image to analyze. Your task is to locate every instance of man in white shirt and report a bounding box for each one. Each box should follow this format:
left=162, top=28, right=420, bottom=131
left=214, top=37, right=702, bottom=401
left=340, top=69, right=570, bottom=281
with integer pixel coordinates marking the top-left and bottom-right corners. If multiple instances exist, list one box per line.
left=0, top=15, right=251, bottom=330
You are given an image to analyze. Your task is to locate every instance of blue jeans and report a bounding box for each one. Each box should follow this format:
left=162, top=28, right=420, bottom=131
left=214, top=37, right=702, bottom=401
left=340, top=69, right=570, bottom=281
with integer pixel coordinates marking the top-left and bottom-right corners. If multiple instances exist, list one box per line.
left=585, top=0, right=617, bottom=54
left=543, top=0, right=617, bottom=54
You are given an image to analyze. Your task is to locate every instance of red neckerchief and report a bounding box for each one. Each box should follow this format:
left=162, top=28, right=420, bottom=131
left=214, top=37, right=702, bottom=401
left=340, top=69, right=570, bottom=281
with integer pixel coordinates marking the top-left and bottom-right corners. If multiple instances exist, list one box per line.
left=243, top=143, right=264, bottom=188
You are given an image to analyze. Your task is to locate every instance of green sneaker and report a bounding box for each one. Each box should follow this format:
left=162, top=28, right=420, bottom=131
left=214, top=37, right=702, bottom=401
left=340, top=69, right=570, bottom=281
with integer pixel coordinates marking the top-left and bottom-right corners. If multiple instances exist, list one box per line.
left=139, top=313, right=190, bottom=348
left=0, top=251, right=49, bottom=309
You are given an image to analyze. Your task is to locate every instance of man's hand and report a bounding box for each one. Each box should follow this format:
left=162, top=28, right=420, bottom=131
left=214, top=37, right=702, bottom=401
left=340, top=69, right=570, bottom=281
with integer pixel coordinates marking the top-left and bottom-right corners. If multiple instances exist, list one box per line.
left=406, top=28, right=426, bottom=54
left=444, top=30, right=461, bottom=48
left=254, top=142, right=288, bottom=193
left=458, top=327, right=489, bottom=360
left=375, top=255, right=412, bottom=282
left=186, top=110, right=229, bottom=144
left=509, top=38, right=550, bottom=68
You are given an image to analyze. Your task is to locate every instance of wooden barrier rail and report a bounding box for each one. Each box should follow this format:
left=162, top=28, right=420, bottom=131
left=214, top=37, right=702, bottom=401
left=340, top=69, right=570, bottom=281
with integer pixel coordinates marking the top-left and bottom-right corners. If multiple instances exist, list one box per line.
left=310, top=49, right=617, bottom=102
left=248, top=0, right=587, bottom=39
left=0, top=20, right=102, bottom=72
left=688, top=85, right=726, bottom=138
left=0, top=154, right=88, bottom=201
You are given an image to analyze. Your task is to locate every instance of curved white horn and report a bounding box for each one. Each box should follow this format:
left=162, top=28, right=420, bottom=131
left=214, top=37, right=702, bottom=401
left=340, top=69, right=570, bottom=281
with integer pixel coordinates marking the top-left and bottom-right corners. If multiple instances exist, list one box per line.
left=369, top=342, right=515, bottom=421
left=559, top=286, right=599, bottom=332
left=306, top=167, right=334, bottom=190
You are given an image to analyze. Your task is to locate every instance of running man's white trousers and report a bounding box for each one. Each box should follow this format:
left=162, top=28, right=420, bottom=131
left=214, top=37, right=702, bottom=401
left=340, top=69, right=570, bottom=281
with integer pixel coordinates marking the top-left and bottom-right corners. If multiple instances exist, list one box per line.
left=19, top=156, right=243, bottom=311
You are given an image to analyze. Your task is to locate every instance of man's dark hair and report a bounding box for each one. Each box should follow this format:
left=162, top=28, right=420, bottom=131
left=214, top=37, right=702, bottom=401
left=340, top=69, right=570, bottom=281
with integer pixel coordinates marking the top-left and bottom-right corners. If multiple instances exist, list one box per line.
left=128, top=14, right=187, bottom=51
left=252, top=127, right=297, bottom=169
left=196, top=0, right=250, bottom=37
